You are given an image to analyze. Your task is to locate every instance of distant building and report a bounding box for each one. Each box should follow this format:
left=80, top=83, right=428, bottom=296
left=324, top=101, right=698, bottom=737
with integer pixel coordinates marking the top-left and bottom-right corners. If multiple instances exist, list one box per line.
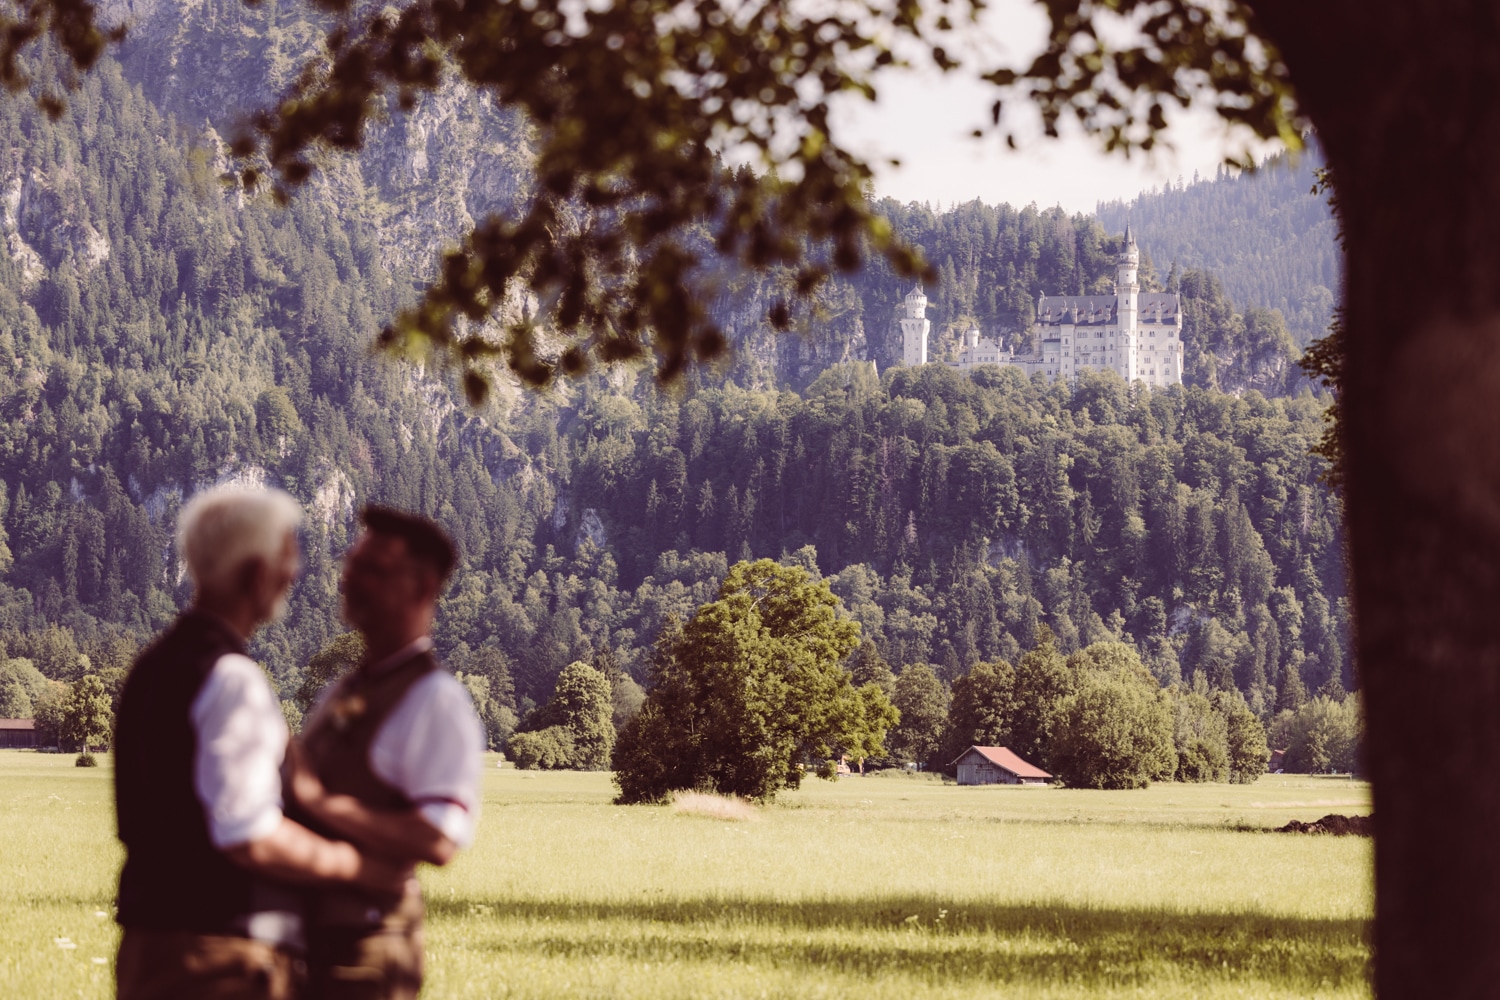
left=899, top=227, right=1185, bottom=387
left=949, top=745, right=1051, bottom=786
left=899, top=285, right=930, bottom=367
left=1269, top=749, right=1287, bottom=773
left=0, top=718, right=38, bottom=748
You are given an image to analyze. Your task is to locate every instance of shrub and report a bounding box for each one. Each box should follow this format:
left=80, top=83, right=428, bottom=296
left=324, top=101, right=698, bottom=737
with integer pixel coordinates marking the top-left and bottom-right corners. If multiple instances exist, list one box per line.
left=75, top=752, right=98, bottom=767
left=506, top=727, right=576, bottom=770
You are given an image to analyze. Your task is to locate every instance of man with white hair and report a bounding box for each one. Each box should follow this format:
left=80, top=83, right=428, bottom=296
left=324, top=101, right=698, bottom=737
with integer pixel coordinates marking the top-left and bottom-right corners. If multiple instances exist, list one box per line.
left=114, top=486, right=408, bottom=1000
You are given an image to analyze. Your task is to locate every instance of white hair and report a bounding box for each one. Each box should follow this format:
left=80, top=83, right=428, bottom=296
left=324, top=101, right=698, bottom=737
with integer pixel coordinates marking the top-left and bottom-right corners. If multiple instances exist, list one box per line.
left=177, top=486, right=302, bottom=592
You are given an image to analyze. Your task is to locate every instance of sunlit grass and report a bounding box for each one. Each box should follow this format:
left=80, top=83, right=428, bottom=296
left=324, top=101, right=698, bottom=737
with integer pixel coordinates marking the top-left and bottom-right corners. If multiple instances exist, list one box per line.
left=670, top=790, right=759, bottom=822
left=0, top=751, right=1371, bottom=998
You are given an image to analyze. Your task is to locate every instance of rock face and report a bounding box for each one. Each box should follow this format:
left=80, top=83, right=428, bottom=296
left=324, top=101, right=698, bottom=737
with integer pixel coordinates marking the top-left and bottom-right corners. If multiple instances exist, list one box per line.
left=0, top=167, right=109, bottom=286
left=578, top=508, right=608, bottom=550
left=107, top=0, right=534, bottom=285
left=94, top=0, right=869, bottom=389
left=707, top=273, right=874, bottom=387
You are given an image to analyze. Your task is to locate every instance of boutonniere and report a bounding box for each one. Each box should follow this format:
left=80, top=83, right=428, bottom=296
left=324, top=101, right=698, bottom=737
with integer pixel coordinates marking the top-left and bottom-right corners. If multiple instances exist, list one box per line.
left=330, top=692, right=368, bottom=732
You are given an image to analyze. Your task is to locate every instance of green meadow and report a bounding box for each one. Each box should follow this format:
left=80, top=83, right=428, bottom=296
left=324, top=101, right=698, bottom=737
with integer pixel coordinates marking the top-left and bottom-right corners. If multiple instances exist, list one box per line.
left=0, top=751, right=1371, bottom=998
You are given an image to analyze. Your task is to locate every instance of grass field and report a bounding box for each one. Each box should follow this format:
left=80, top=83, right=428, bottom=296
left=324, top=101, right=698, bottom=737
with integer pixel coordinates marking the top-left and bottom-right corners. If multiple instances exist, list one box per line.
left=0, top=751, right=1372, bottom=998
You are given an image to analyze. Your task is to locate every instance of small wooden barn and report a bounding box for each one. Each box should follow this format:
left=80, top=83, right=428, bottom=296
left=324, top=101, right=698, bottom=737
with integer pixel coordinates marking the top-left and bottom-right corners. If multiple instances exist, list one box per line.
left=950, top=745, right=1051, bottom=786
left=0, top=719, right=38, bottom=749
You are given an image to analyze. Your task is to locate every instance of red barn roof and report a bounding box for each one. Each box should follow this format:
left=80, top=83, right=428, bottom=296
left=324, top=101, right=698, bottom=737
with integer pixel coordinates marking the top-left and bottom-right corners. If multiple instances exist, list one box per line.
left=0, top=718, right=36, bottom=731
left=950, top=745, right=1052, bottom=779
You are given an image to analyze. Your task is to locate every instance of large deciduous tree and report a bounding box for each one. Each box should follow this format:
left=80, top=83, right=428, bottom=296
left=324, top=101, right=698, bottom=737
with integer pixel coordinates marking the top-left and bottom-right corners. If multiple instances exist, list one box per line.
left=1050, top=647, right=1176, bottom=791
left=612, top=559, right=889, bottom=802
left=60, top=673, right=113, bottom=753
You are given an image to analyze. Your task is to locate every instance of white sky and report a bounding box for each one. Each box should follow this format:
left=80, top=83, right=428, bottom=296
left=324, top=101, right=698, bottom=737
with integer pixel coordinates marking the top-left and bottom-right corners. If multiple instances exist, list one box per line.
left=827, top=0, right=1285, bottom=214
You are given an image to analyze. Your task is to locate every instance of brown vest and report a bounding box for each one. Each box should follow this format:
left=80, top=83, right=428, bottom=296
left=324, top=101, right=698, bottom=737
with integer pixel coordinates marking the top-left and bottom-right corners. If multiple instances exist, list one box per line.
left=296, top=648, right=439, bottom=929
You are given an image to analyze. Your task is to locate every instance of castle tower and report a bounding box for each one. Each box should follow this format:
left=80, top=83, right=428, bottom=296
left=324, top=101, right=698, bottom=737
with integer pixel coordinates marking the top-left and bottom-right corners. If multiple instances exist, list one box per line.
left=1117, top=225, right=1140, bottom=379
left=900, top=285, right=930, bottom=366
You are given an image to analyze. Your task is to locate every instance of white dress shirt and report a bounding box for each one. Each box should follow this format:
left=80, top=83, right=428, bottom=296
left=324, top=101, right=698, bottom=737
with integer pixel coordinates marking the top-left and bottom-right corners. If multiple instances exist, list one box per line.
left=316, top=637, right=485, bottom=848
left=190, top=653, right=289, bottom=850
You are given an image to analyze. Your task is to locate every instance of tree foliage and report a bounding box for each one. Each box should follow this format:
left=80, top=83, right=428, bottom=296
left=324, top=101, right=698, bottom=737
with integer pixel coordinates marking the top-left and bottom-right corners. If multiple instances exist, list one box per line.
left=1171, top=686, right=1229, bottom=782
left=0, top=657, right=48, bottom=718
left=59, top=672, right=112, bottom=752
left=1270, top=694, right=1360, bottom=775
left=936, top=658, right=1017, bottom=770
left=513, top=659, right=615, bottom=769
left=613, top=559, right=890, bottom=802
left=506, top=726, right=576, bottom=770
left=1006, top=628, right=1073, bottom=772
left=1215, top=689, right=1271, bottom=783
left=296, top=631, right=364, bottom=715
left=1050, top=645, right=1175, bottom=790
left=887, top=664, right=948, bottom=767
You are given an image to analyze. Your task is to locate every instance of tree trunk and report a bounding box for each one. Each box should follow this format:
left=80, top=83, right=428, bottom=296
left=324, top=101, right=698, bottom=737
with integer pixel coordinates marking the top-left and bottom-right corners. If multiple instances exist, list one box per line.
left=1251, top=2, right=1500, bottom=994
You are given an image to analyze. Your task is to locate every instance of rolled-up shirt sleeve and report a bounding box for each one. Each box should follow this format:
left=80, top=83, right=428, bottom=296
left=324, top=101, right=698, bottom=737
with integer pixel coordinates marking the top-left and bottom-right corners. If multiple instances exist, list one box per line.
left=369, top=672, right=484, bottom=849
left=190, top=654, right=289, bottom=849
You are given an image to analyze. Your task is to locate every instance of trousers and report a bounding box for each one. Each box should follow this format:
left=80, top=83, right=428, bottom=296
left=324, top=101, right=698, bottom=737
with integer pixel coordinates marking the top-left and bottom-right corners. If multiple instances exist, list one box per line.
left=304, top=922, right=423, bottom=1000
left=116, top=928, right=299, bottom=1000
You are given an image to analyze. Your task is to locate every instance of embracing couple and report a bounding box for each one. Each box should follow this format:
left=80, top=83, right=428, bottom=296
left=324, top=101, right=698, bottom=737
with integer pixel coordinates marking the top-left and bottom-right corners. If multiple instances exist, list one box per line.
left=112, top=487, right=485, bottom=999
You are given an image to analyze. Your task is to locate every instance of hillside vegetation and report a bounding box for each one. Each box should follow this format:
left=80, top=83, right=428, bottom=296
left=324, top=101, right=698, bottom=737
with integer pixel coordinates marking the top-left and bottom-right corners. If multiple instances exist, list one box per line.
left=0, top=35, right=1348, bottom=769
left=1097, top=153, right=1340, bottom=344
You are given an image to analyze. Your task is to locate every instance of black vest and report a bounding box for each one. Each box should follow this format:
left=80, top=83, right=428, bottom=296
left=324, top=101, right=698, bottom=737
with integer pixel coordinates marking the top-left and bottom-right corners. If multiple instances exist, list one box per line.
left=115, top=610, right=290, bottom=931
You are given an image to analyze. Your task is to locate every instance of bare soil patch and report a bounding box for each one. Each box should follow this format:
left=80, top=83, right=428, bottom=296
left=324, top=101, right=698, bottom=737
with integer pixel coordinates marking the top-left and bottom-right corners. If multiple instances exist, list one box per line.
left=1278, top=814, right=1373, bottom=836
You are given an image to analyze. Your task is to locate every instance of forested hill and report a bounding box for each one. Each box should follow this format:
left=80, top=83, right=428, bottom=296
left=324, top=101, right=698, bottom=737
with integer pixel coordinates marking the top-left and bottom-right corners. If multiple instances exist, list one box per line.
left=84, top=0, right=1324, bottom=394
left=0, top=35, right=1347, bottom=740
left=1097, top=152, right=1340, bottom=345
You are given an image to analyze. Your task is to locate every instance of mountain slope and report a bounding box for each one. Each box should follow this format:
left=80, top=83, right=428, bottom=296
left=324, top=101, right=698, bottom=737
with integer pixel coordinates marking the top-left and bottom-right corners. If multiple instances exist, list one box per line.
left=1097, top=152, right=1340, bottom=344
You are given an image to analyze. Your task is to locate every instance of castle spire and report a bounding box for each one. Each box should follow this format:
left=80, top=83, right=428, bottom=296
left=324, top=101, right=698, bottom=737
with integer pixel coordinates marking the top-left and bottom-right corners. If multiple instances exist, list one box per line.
left=1125, top=221, right=1136, bottom=247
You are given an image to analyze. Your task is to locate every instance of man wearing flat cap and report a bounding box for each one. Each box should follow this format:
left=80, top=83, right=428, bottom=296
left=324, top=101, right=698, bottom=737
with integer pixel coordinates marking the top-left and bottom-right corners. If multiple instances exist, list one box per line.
left=285, top=506, right=484, bottom=1000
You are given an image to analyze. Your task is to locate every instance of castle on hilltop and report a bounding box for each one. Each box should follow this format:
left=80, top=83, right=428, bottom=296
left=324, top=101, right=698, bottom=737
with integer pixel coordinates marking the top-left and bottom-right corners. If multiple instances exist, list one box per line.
left=899, top=227, right=1184, bottom=387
